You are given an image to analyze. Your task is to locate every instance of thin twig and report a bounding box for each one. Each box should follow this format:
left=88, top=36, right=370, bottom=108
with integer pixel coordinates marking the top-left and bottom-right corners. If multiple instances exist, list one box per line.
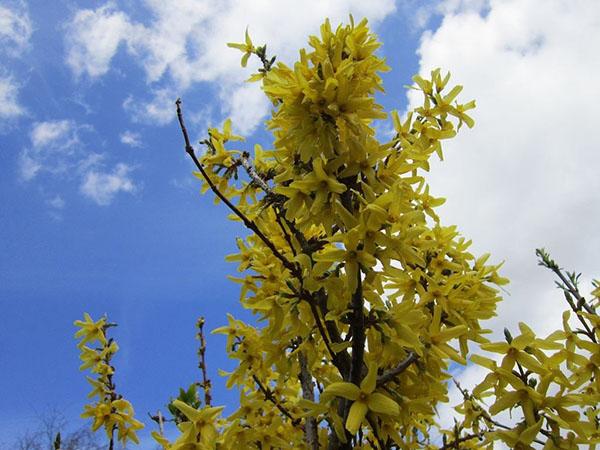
left=196, top=317, right=212, bottom=406
left=239, top=151, right=271, bottom=194
left=537, top=249, right=594, bottom=314
left=437, top=432, right=482, bottom=450
left=298, top=351, right=318, bottom=450
left=563, top=291, right=597, bottom=343
left=176, top=98, right=299, bottom=278
left=536, top=249, right=597, bottom=342
left=252, top=375, right=301, bottom=426
left=376, top=352, right=418, bottom=387
left=452, top=379, right=546, bottom=447
left=350, top=268, right=366, bottom=385
left=275, top=212, right=297, bottom=257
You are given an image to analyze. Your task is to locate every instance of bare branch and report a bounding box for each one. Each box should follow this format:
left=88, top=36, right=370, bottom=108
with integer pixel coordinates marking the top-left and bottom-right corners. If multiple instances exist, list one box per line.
left=298, top=351, right=318, bottom=450
left=239, top=151, right=272, bottom=194
left=252, top=375, right=301, bottom=426
left=196, top=317, right=212, bottom=406
left=376, top=352, right=418, bottom=387
left=176, top=98, right=299, bottom=278
left=349, top=268, right=366, bottom=385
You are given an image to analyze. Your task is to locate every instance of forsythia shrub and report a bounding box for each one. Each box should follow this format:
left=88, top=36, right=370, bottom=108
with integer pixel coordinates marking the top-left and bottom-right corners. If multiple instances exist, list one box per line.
left=76, top=17, right=600, bottom=449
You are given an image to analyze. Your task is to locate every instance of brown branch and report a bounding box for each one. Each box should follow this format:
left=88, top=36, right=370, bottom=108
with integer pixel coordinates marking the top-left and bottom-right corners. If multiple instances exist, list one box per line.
left=349, top=268, right=366, bottom=385
left=239, top=151, right=271, bottom=194
left=376, top=352, right=418, bottom=387
left=148, top=411, right=165, bottom=435
left=178, top=100, right=350, bottom=387
left=437, top=432, right=482, bottom=450
left=563, top=291, right=597, bottom=343
left=452, top=379, right=546, bottom=447
left=196, top=317, right=212, bottom=406
left=366, top=414, right=387, bottom=449
left=275, top=212, right=297, bottom=257
left=306, top=297, right=337, bottom=363
left=176, top=98, right=299, bottom=278
left=298, top=351, right=318, bottom=450
left=108, top=425, right=115, bottom=450
left=554, top=267, right=594, bottom=314
left=252, top=375, right=301, bottom=426
left=536, top=249, right=595, bottom=314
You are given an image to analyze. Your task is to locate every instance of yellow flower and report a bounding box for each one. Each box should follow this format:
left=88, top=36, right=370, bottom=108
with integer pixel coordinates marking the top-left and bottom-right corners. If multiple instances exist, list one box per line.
left=227, top=28, right=254, bottom=67
left=170, top=400, right=224, bottom=449
left=287, top=157, right=347, bottom=212
left=74, top=313, right=107, bottom=348
left=314, top=228, right=377, bottom=294
left=322, top=364, right=399, bottom=434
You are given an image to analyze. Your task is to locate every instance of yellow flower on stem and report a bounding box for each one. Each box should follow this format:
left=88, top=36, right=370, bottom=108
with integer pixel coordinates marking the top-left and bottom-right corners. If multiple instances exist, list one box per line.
left=74, top=313, right=107, bottom=347
left=314, top=228, right=376, bottom=294
left=287, top=157, right=347, bottom=213
left=227, top=28, right=255, bottom=67
left=322, top=363, right=399, bottom=434
left=170, top=400, right=224, bottom=449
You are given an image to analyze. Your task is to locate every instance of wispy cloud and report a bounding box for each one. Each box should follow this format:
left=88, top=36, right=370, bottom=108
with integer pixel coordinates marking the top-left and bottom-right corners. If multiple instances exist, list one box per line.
left=47, top=195, right=66, bottom=209
left=19, top=120, right=138, bottom=206
left=0, top=1, right=32, bottom=122
left=122, top=88, right=175, bottom=125
left=19, top=120, right=79, bottom=181
left=30, top=120, right=77, bottom=149
left=65, top=3, right=138, bottom=79
left=119, top=130, right=142, bottom=148
left=64, top=0, right=396, bottom=133
left=0, top=0, right=32, bottom=57
left=80, top=163, right=137, bottom=206
left=0, top=73, right=24, bottom=119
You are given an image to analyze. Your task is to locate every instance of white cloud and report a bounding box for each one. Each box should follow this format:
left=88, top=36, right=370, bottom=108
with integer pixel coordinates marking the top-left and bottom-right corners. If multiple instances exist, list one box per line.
left=30, top=120, right=76, bottom=148
left=65, top=0, right=396, bottom=132
left=0, top=1, right=31, bottom=121
left=18, top=152, right=41, bottom=181
left=65, top=3, right=138, bottom=78
left=19, top=120, right=137, bottom=206
left=409, top=0, right=600, bottom=340
left=222, top=83, right=270, bottom=136
left=119, top=130, right=142, bottom=147
left=47, top=195, right=66, bottom=209
left=0, top=1, right=32, bottom=57
left=19, top=120, right=80, bottom=180
left=80, top=163, right=137, bottom=206
left=0, top=74, right=23, bottom=119
left=122, top=88, right=175, bottom=125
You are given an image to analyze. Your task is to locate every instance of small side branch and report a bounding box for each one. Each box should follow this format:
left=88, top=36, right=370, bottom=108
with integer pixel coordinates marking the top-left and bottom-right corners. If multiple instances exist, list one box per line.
left=239, top=151, right=271, bottom=194
left=196, top=317, right=212, bottom=406
left=437, top=432, right=482, bottom=450
left=536, top=248, right=597, bottom=343
left=298, top=351, right=318, bottom=450
left=376, top=352, right=418, bottom=387
left=536, top=248, right=594, bottom=314
left=349, top=269, right=366, bottom=385
left=252, top=375, right=301, bottom=426
left=176, top=98, right=299, bottom=278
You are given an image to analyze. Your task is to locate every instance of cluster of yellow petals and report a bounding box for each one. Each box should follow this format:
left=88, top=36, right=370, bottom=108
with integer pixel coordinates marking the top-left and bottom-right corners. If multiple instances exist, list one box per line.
left=75, top=16, right=599, bottom=450
left=74, top=313, right=144, bottom=446
left=166, top=16, right=517, bottom=449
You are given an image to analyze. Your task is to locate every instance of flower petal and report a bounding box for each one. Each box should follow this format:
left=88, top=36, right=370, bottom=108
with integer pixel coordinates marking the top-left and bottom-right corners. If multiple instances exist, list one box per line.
left=360, top=363, right=378, bottom=393
left=345, top=401, right=368, bottom=434
left=322, top=382, right=360, bottom=401
left=367, top=392, right=400, bottom=416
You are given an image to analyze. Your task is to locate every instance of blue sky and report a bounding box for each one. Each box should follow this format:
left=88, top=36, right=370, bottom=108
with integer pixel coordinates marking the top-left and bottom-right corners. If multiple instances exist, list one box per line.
left=1, top=0, right=599, bottom=448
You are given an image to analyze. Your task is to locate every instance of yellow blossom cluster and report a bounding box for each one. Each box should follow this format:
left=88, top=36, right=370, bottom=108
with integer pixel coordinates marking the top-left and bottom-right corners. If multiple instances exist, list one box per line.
left=77, top=16, right=600, bottom=450
left=164, top=16, right=509, bottom=449
left=74, top=313, right=144, bottom=446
